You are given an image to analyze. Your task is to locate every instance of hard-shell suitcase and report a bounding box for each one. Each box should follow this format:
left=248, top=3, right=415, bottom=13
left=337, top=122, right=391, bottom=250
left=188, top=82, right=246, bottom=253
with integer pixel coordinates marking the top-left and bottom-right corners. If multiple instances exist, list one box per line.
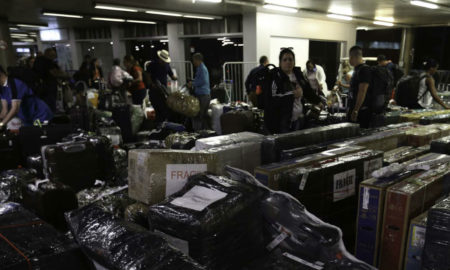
left=220, top=110, right=255, bottom=134
left=19, top=124, right=73, bottom=158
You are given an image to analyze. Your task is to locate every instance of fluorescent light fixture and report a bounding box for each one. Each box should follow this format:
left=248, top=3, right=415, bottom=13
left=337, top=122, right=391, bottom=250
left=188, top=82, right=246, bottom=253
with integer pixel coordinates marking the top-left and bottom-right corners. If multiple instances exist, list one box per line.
left=110, top=41, right=113, bottom=45
left=160, top=39, right=169, bottom=43
left=410, top=1, right=438, bottom=9
left=19, top=39, right=35, bottom=42
left=373, top=20, right=394, bottom=26
left=328, top=7, right=353, bottom=16
left=91, top=17, right=125, bottom=22
left=40, top=29, right=62, bottom=40
left=17, top=24, right=47, bottom=28
left=356, top=26, right=369, bottom=31
left=11, top=33, right=29, bottom=37
left=217, top=37, right=227, bottom=40
left=327, top=13, right=352, bottom=21
left=126, top=19, right=156, bottom=24
left=183, top=15, right=215, bottom=20
left=9, top=27, right=19, bottom=31
left=146, top=10, right=183, bottom=17
left=375, top=16, right=394, bottom=22
left=237, top=44, right=243, bottom=46
left=43, top=12, right=83, bottom=18
left=94, top=4, right=138, bottom=12
left=263, top=4, right=298, bottom=13
left=193, top=0, right=222, bottom=3
left=264, top=0, right=298, bottom=7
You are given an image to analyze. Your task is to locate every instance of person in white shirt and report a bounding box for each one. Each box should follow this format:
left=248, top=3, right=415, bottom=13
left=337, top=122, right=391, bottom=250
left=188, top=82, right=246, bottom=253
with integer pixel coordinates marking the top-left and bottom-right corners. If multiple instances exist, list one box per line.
left=304, top=60, right=330, bottom=97
left=417, top=59, right=449, bottom=110
left=108, top=58, right=133, bottom=89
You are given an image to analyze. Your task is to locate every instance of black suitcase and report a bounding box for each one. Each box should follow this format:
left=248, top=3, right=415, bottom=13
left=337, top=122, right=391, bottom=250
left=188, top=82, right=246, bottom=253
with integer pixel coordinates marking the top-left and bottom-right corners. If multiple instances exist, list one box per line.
left=97, top=126, right=123, bottom=146
left=43, top=142, right=100, bottom=192
left=0, top=131, right=21, bottom=171
left=19, top=124, right=73, bottom=158
left=26, top=155, right=45, bottom=179
left=112, top=104, right=134, bottom=143
left=220, top=110, right=255, bottom=134
left=68, top=106, right=90, bottom=131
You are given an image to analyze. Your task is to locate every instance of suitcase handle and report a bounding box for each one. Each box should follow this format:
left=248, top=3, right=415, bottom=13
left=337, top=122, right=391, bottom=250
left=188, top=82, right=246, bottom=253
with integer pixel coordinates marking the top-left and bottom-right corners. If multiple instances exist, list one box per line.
left=62, top=144, right=86, bottom=153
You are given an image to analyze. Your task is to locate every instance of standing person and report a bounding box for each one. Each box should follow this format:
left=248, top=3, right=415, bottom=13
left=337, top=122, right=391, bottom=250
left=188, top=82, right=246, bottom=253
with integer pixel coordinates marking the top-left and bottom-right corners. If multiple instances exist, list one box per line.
left=123, top=55, right=146, bottom=105
left=245, top=55, right=269, bottom=107
left=416, top=59, right=449, bottom=110
left=33, top=48, right=68, bottom=112
left=263, top=48, right=322, bottom=134
left=304, top=60, right=329, bottom=97
left=335, top=61, right=353, bottom=95
left=90, top=58, right=104, bottom=83
left=190, top=53, right=210, bottom=131
left=108, top=58, right=133, bottom=102
left=0, top=65, right=52, bottom=130
left=146, top=50, right=177, bottom=87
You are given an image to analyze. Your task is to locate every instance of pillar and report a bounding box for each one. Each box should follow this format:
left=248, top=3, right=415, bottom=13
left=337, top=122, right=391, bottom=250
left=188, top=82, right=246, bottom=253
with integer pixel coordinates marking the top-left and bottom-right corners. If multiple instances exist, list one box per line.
left=168, top=23, right=188, bottom=85
left=400, top=28, right=415, bottom=74
left=111, top=25, right=126, bottom=60
left=0, top=18, right=15, bottom=68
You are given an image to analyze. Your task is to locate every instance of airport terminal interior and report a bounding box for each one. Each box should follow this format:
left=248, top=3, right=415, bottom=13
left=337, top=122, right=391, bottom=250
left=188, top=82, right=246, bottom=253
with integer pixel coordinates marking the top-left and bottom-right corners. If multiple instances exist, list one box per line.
left=0, top=0, right=449, bottom=269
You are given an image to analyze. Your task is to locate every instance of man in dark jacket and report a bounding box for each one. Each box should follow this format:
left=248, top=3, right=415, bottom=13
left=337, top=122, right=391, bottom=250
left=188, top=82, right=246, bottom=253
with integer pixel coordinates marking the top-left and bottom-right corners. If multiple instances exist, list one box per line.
left=245, top=56, right=269, bottom=107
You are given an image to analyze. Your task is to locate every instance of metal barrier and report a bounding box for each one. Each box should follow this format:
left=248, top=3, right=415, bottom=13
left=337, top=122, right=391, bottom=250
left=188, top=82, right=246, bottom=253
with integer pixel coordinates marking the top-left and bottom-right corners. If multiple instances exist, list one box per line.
left=170, top=61, right=194, bottom=91
left=222, top=61, right=258, bottom=102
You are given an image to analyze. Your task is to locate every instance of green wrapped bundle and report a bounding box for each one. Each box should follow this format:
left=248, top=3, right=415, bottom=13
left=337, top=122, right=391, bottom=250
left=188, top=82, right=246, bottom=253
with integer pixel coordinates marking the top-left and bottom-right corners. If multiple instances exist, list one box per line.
left=167, top=92, right=200, bottom=117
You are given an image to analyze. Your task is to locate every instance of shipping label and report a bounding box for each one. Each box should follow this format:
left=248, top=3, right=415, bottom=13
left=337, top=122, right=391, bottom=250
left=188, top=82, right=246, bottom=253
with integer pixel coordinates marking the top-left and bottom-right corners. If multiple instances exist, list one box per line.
left=333, top=169, right=356, bottom=202
left=170, top=185, right=227, bottom=211
left=166, top=164, right=207, bottom=197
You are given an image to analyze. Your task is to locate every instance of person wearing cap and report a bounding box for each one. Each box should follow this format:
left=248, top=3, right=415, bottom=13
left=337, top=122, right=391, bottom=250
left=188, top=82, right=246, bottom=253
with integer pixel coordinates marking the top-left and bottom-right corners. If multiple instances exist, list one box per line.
left=146, top=50, right=177, bottom=87
left=0, top=65, right=53, bottom=130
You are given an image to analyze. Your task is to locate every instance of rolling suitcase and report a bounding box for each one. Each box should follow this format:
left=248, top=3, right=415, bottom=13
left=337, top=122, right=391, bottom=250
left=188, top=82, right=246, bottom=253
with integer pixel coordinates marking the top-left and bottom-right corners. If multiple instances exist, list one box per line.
left=220, top=110, right=255, bottom=134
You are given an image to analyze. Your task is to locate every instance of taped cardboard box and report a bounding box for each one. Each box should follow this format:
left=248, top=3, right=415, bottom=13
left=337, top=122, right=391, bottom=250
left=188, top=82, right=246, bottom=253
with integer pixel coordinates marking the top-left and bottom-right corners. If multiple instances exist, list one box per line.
left=254, top=145, right=365, bottom=189
left=194, top=132, right=263, bottom=150
left=354, top=153, right=447, bottom=267
left=261, top=123, right=360, bottom=164
left=128, top=142, right=261, bottom=205
left=378, top=162, right=450, bottom=270
left=383, top=146, right=430, bottom=166
left=406, top=124, right=450, bottom=147
left=404, top=211, right=428, bottom=270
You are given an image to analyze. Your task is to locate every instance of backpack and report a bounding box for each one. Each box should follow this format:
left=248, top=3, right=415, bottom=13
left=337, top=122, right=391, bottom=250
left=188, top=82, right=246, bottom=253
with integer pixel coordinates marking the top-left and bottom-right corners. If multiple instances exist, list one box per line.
left=395, top=73, right=429, bottom=108
left=367, top=65, right=394, bottom=113
left=391, top=64, right=404, bottom=86
left=253, top=64, right=277, bottom=110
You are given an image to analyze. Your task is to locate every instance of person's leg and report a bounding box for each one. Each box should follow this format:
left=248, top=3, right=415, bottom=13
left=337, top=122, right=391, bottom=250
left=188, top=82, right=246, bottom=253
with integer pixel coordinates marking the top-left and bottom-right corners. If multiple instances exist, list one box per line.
left=200, top=95, right=211, bottom=130
left=192, top=95, right=207, bottom=131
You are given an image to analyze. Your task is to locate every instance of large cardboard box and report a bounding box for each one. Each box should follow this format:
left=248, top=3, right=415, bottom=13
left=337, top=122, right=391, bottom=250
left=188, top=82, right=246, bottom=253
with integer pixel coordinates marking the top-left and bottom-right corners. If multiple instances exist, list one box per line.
left=128, top=142, right=261, bottom=205
left=254, top=146, right=365, bottom=189
left=406, top=124, right=450, bottom=147
left=354, top=153, right=448, bottom=267
left=378, top=162, right=450, bottom=270
left=383, top=146, right=430, bottom=166
left=194, top=132, right=263, bottom=150
left=404, top=211, right=428, bottom=270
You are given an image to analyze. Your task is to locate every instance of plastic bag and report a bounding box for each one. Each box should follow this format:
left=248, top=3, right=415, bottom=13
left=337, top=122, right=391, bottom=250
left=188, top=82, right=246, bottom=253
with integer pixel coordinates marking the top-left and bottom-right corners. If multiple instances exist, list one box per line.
left=0, top=168, right=37, bottom=203
left=166, top=91, right=200, bottom=117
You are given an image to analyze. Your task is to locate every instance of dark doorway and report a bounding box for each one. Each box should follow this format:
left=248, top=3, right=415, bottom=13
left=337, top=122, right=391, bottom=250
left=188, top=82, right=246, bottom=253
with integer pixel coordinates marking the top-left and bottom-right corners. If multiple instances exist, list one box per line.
left=308, top=41, right=341, bottom=90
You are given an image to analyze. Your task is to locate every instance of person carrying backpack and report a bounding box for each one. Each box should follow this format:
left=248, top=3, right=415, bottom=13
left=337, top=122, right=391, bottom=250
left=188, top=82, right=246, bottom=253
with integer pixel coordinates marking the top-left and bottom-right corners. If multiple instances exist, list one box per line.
left=245, top=56, right=269, bottom=107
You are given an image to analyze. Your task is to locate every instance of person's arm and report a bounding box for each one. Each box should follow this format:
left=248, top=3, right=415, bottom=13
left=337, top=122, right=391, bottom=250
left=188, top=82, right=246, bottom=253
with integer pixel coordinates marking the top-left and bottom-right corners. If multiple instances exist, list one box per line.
left=168, top=67, right=177, bottom=80
left=0, top=100, right=21, bottom=126
left=193, top=66, right=206, bottom=88
left=428, top=77, right=450, bottom=109
left=351, top=83, right=370, bottom=121
left=340, top=74, right=352, bottom=89
left=0, top=99, right=7, bottom=119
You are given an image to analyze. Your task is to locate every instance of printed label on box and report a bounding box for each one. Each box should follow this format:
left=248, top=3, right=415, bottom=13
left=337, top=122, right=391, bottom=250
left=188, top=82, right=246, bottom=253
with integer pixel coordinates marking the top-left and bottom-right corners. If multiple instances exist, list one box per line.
left=170, top=185, right=227, bottom=211
left=166, top=164, right=207, bottom=197
left=412, top=226, right=426, bottom=247
left=364, top=158, right=383, bottom=180
left=362, top=187, right=370, bottom=210
left=333, top=169, right=356, bottom=202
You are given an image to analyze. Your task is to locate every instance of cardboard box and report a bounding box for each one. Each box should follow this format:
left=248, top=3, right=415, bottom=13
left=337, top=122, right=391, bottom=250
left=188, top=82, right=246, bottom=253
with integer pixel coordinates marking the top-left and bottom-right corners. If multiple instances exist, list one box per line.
left=194, top=132, right=263, bottom=150
left=355, top=153, right=449, bottom=267
left=128, top=142, right=261, bottom=205
left=378, top=162, right=450, bottom=270
left=383, top=146, right=430, bottom=166
left=254, top=146, right=365, bottom=189
left=406, top=124, right=450, bottom=147
left=404, top=212, right=428, bottom=270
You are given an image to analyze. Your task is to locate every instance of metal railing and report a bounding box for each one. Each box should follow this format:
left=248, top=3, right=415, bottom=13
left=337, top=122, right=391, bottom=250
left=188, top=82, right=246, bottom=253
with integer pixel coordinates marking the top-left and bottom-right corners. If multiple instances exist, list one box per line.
left=170, top=61, right=194, bottom=92
left=222, top=61, right=258, bottom=102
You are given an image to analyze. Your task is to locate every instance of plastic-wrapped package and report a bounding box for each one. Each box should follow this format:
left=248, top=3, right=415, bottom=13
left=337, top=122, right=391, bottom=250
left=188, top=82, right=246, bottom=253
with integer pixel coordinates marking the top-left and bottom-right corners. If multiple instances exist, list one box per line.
left=21, top=179, right=78, bottom=230
left=166, top=91, right=200, bottom=117
left=112, top=148, right=128, bottom=185
left=400, top=109, right=450, bottom=124
left=148, top=173, right=265, bottom=270
left=128, top=141, right=262, bottom=204
left=26, top=155, right=44, bottom=179
left=97, top=126, right=123, bottom=146
left=195, top=131, right=263, bottom=150
left=66, top=204, right=205, bottom=270
left=405, top=124, right=450, bottom=147
left=262, top=123, right=360, bottom=164
left=225, top=166, right=376, bottom=270
left=419, top=113, right=450, bottom=125
left=0, top=202, right=90, bottom=270
left=77, top=185, right=135, bottom=219
left=165, top=132, right=200, bottom=149
left=0, top=168, right=37, bottom=203
left=124, top=203, right=149, bottom=229
left=383, top=145, right=430, bottom=165
left=280, top=144, right=329, bottom=161
left=421, top=196, right=450, bottom=270
left=430, top=135, right=450, bottom=154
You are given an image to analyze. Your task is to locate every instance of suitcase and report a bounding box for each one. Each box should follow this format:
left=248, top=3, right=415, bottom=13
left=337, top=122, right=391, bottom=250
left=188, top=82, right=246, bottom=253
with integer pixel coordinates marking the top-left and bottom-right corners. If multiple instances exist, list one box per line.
left=220, top=110, right=255, bottom=134
left=112, top=104, right=134, bottom=143
left=43, top=141, right=100, bottom=191
left=97, top=126, right=123, bottom=146
left=21, top=179, right=78, bottom=230
left=19, top=124, right=73, bottom=158
left=26, top=155, right=44, bottom=179
left=0, top=131, right=21, bottom=171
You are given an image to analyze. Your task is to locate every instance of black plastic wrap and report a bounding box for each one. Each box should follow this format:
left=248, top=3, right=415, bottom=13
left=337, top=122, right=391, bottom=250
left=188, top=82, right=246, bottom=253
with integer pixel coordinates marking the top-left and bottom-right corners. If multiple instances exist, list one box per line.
left=0, top=202, right=90, bottom=270
left=148, top=173, right=265, bottom=270
left=21, top=179, right=78, bottom=230
left=26, top=155, right=44, bottom=179
left=430, top=135, right=450, bottom=155
left=66, top=204, right=205, bottom=270
left=77, top=185, right=135, bottom=219
left=280, top=144, right=328, bottom=161
left=419, top=114, right=450, bottom=125
left=124, top=203, right=149, bottom=229
left=421, top=196, right=450, bottom=270
left=226, top=166, right=376, bottom=270
left=0, top=169, right=37, bottom=203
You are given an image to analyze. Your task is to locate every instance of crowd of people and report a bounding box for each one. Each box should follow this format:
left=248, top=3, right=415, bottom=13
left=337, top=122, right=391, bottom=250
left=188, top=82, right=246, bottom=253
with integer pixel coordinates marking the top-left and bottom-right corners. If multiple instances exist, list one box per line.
left=0, top=44, right=447, bottom=134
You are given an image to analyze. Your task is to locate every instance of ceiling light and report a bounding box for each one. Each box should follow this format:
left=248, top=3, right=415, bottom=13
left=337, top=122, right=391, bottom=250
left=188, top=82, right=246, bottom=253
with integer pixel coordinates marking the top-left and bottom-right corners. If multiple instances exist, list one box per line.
left=9, top=27, right=19, bottom=31
left=126, top=19, right=156, bottom=24
left=328, top=7, right=353, bottom=16
left=373, top=21, right=394, bottom=26
left=264, top=0, right=298, bottom=8
left=146, top=10, right=183, bottom=17
left=375, top=16, right=395, bottom=22
left=160, top=39, right=169, bottom=43
left=183, top=15, right=215, bottom=20
left=91, top=17, right=125, bottom=22
left=327, top=13, right=352, bottom=21
left=237, top=44, right=243, bottom=46
left=410, top=1, right=438, bottom=9
left=151, top=45, right=155, bottom=48
left=19, top=39, right=35, bottom=42
left=43, top=12, right=83, bottom=18
left=17, top=24, right=47, bottom=28
left=94, top=4, right=138, bottom=12
left=263, top=4, right=298, bottom=13
left=11, top=33, right=29, bottom=37
left=110, top=41, right=113, bottom=45
left=193, top=0, right=222, bottom=3
left=356, top=26, right=369, bottom=31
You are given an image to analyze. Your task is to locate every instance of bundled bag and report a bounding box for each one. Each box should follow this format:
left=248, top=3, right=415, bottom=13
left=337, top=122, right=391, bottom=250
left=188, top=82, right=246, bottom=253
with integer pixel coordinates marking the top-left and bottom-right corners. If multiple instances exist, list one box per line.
left=148, top=173, right=265, bottom=270
left=167, top=91, right=200, bottom=117
left=124, top=202, right=149, bottom=229
left=66, top=205, right=205, bottom=270
left=0, top=168, right=37, bottom=203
